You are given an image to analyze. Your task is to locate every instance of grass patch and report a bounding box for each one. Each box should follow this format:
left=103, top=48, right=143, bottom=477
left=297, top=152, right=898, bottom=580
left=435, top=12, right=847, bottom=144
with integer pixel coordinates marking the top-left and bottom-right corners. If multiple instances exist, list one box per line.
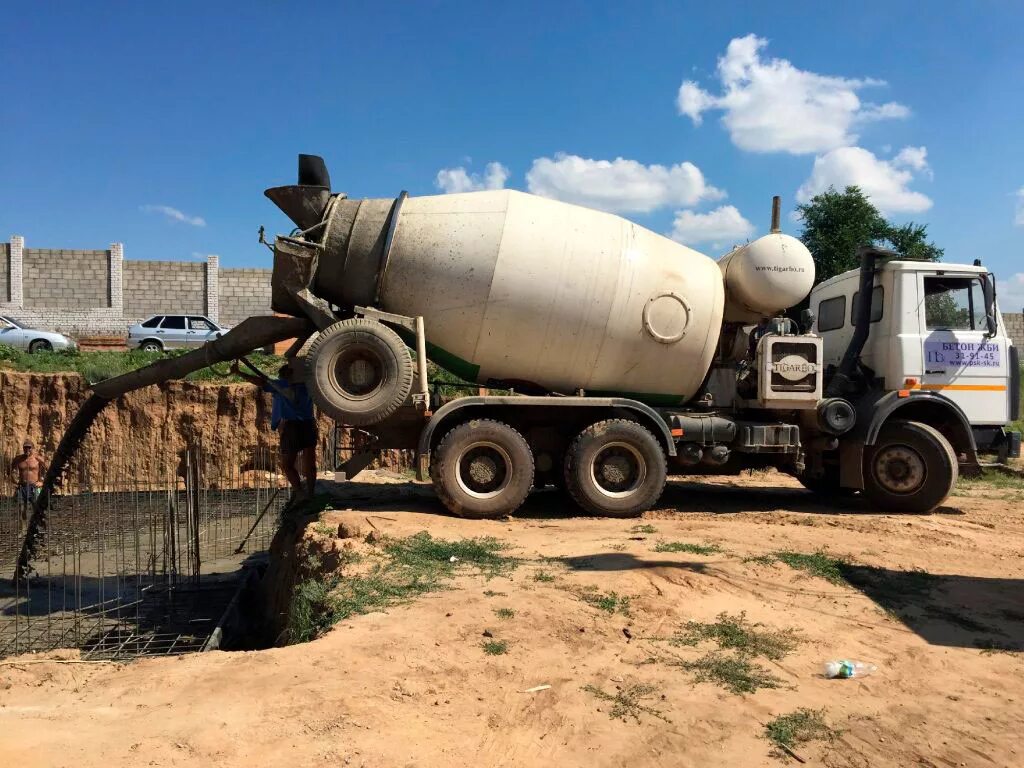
left=630, top=524, right=657, bottom=534
left=0, top=344, right=284, bottom=384
left=653, top=540, right=722, bottom=555
left=673, top=651, right=784, bottom=695
left=533, top=570, right=556, bottom=583
left=743, top=554, right=779, bottom=566
left=582, top=683, right=670, bottom=724
left=286, top=532, right=516, bottom=643
left=482, top=589, right=507, bottom=597
left=764, top=708, right=837, bottom=755
left=482, top=639, right=509, bottom=655
left=670, top=612, right=799, bottom=661
left=957, top=470, right=1024, bottom=499
left=649, top=612, right=800, bottom=695
left=288, top=577, right=341, bottom=644
left=774, top=551, right=848, bottom=585
left=578, top=589, right=631, bottom=616
left=494, top=607, right=515, bottom=619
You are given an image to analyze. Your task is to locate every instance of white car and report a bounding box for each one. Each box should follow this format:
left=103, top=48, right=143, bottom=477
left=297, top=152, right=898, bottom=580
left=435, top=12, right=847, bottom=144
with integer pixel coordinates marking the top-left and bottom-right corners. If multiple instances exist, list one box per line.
left=127, top=315, right=231, bottom=352
left=0, top=315, right=76, bottom=353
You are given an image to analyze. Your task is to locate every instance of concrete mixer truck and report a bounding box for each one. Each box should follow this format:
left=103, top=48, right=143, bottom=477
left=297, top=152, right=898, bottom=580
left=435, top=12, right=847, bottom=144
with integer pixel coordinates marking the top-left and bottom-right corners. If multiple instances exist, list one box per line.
left=253, top=154, right=1018, bottom=519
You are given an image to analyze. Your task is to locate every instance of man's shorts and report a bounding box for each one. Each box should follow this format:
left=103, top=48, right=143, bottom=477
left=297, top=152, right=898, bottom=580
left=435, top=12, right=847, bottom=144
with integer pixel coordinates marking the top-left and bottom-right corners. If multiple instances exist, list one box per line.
left=280, top=419, right=318, bottom=455
left=15, top=483, right=39, bottom=504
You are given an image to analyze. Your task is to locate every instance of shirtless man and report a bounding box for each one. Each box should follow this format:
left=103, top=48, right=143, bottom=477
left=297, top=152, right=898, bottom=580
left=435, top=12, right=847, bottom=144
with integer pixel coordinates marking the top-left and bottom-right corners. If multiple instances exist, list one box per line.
left=11, top=440, right=45, bottom=521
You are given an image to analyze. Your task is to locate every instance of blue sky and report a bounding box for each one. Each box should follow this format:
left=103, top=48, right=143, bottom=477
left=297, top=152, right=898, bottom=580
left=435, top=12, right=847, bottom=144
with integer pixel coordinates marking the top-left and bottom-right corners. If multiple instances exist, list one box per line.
left=2, top=2, right=1022, bottom=306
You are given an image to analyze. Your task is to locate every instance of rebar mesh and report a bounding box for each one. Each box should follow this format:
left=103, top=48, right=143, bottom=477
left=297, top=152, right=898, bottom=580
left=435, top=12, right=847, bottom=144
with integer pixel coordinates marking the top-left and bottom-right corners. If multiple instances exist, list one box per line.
left=1, top=436, right=289, bottom=660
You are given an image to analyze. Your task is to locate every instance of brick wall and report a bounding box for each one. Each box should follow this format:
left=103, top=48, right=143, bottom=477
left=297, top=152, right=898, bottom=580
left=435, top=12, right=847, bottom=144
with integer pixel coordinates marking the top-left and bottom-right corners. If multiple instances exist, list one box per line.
left=23, top=248, right=110, bottom=309
left=0, top=243, right=8, bottom=303
left=1005, top=312, right=1024, bottom=352
left=220, top=268, right=274, bottom=326
left=123, top=260, right=207, bottom=318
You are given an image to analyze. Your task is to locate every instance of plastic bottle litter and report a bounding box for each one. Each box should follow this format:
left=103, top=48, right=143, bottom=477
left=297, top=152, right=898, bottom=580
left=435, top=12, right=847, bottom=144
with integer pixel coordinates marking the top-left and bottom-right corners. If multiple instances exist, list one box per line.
left=823, top=660, right=877, bottom=679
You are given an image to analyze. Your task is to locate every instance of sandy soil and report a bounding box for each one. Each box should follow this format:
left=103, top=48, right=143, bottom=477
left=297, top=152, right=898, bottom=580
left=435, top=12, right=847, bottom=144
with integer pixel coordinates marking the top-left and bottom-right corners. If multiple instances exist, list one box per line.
left=1, top=471, right=1022, bottom=768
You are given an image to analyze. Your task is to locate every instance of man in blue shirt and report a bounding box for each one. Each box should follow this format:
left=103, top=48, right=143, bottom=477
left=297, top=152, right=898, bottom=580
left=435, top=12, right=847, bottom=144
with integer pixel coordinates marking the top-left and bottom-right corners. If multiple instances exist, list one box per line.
left=232, top=359, right=318, bottom=503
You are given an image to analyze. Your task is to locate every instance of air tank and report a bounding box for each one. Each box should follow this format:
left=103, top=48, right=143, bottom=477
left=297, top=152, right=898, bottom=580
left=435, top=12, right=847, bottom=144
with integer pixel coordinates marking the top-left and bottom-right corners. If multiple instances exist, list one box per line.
left=304, top=189, right=726, bottom=404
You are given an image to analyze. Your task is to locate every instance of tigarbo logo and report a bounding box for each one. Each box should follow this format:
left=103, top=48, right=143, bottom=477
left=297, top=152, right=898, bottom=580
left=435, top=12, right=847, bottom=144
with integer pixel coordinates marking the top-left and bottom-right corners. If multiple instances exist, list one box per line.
left=772, top=355, right=818, bottom=381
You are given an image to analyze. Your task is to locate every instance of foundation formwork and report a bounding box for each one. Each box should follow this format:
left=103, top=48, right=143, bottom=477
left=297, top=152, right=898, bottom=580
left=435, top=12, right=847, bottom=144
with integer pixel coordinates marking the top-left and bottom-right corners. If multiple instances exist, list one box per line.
left=0, top=430, right=337, bottom=659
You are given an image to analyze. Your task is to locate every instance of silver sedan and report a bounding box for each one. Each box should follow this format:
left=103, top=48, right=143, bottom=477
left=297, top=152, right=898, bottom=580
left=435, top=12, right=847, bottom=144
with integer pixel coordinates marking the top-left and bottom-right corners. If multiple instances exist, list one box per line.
left=127, top=315, right=231, bottom=352
left=0, top=315, right=76, bottom=353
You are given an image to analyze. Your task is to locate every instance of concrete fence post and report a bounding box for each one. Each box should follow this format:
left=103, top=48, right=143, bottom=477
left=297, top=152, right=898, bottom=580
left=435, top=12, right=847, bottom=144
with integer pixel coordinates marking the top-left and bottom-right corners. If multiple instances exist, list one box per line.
left=206, top=254, right=220, bottom=323
left=8, top=235, right=24, bottom=307
left=109, top=242, right=124, bottom=313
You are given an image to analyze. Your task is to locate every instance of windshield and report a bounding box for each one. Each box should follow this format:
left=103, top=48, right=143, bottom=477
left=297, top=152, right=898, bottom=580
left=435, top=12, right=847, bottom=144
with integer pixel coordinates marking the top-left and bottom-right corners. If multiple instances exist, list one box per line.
left=1, top=316, right=23, bottom=329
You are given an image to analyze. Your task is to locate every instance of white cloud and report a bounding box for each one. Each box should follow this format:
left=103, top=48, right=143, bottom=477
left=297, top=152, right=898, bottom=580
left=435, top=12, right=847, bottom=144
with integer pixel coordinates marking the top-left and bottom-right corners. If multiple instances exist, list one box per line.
left=669, top=205, right=755, bottom=249
left=1015, top=187, right=1024, bottom=227
left=140, top=204, right=206, bottom=227
left=998, top=272, right=1024, bottom=313
left=435, top=162, right=509, bottom=193
left=677, top=34, right=909, bottom=155
left=796, top=146, right=933, bottom=214
left=525, top=153, right=724, bottom=214
left=892, top=146, right=932, bottom=178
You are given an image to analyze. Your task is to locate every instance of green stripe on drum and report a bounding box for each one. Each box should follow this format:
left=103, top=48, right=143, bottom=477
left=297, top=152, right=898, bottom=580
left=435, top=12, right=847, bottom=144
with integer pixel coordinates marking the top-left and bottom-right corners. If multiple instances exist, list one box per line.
left=424, top=342, right=481, bottom=383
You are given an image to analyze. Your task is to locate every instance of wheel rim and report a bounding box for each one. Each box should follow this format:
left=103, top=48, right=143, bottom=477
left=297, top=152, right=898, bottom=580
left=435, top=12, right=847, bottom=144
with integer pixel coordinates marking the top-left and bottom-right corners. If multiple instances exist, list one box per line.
left=873, top=443, right=927, bottom=495
left=455, top=441, right=513, bottom=500
left=329, top=347, right=385, bottom=401
left=590, top=441, right=646, bottom=498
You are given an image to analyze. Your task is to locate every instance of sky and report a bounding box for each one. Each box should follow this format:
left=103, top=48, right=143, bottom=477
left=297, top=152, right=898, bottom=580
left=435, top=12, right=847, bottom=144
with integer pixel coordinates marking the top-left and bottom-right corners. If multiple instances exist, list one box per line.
left=2, top=2, right=1023, bottom=309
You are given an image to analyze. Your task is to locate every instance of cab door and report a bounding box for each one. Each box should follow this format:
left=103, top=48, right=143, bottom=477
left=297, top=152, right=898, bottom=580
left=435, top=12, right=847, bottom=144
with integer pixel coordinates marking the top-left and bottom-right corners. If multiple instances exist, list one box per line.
left=919, top=273, right=1010, bottom=425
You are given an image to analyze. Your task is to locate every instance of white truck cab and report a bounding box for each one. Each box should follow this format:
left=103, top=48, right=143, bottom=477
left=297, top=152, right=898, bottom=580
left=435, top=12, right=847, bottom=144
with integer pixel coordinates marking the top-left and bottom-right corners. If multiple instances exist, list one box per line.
left=810, top=259, right=1020, bottom=457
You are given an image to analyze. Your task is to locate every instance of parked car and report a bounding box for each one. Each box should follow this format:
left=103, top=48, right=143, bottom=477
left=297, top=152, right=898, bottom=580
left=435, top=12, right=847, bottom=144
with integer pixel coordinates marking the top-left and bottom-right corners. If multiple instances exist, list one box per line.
left=127, top=315, right=231, bottom=352
left=0, top=315, right=77, bottom=353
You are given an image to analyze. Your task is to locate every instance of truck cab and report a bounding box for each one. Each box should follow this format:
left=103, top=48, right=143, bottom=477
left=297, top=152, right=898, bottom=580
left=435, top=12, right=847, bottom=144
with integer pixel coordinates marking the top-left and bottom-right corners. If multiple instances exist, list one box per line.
left=810, top=260, right=1020, bottom=456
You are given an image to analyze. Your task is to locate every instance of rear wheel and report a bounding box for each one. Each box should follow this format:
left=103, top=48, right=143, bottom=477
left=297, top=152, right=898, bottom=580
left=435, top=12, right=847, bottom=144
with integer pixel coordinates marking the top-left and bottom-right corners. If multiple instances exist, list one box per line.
left=564, top=419, right=667, bottom=518
left=140, top=340, right=162, bottom=353
left=305, top=318, right=414, bottom=427
left=430, top=419, right=535, bottom=518
left=863, top=420, right=958, bottom=513
left=29, top=339, right=52, bottom=354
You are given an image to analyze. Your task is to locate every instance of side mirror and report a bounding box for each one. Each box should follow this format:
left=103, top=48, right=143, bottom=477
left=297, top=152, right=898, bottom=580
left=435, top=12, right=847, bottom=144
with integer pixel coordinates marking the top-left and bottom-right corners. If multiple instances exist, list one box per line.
left=981, top=273, right=998, bottom=337
left=800, top=308, right=815, bottom=334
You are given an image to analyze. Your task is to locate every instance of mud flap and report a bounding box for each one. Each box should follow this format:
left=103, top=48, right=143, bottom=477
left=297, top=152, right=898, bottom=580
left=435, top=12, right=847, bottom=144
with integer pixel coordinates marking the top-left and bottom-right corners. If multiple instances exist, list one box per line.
left=839, top=440, right=865, bottom=490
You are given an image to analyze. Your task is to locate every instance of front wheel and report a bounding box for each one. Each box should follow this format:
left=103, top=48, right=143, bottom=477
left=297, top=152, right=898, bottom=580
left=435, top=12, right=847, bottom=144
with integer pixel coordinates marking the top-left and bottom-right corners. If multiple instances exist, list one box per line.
left=564, top=419, right=667, bottom=518
left=29, top=339, right=52, bottom=354
left=430, top=419, right=535, bottom=518
left=863, top=420, right=958, bottom=513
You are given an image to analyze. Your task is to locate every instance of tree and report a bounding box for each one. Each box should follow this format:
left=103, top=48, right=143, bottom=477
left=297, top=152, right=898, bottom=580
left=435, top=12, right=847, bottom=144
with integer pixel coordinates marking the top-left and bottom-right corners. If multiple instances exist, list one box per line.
left=796, top=186, right=943, bottom=286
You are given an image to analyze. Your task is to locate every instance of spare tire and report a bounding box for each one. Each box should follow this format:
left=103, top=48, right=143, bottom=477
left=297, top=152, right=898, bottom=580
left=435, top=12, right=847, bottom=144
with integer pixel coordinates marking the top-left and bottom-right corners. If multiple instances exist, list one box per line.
left=305, top=318, right=414, bottom=426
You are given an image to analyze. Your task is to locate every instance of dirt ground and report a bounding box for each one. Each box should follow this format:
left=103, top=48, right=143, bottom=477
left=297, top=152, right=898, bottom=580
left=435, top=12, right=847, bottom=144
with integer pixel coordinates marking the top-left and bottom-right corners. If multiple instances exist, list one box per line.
left=1, top=470, right=1022, bottom=768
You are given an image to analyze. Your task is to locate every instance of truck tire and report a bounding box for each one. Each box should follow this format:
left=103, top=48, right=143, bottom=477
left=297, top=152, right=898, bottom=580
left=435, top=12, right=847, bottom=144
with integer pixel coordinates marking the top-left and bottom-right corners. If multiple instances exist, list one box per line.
left=305, top=318, right=414, bottom=427
left=564, top=419, right=667, bottom=518
left=430, top=419, right=535, bottom=518
left=863, top=420, right=958, bottom=513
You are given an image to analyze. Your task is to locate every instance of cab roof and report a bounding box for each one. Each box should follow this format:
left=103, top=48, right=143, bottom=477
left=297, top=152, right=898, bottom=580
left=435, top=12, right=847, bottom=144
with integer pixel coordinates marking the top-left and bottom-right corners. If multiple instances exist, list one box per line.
left=812, top=260, right=989, bottom=293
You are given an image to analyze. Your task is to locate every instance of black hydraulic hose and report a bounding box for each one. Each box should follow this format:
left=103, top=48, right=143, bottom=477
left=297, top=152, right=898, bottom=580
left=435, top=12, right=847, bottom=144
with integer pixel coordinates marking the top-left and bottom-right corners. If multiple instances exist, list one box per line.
left=14, top=315, right=313, bottom=583
left=825, top=247, right=883, bottom=398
